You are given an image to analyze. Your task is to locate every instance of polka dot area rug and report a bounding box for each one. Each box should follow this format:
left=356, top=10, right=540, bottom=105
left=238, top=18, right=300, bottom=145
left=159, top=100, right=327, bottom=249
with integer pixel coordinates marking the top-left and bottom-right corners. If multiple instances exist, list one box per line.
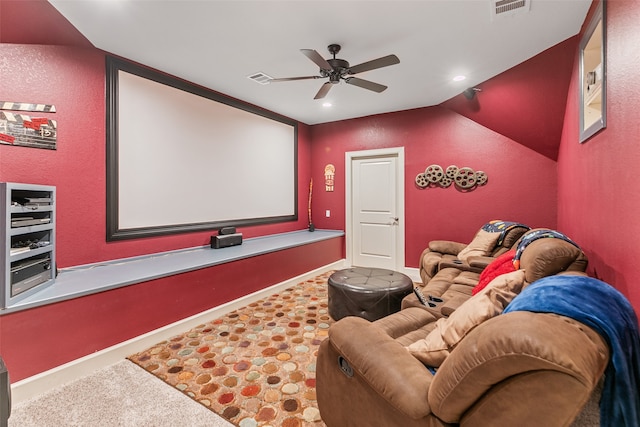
left=128, top=271, right=334, bottom=427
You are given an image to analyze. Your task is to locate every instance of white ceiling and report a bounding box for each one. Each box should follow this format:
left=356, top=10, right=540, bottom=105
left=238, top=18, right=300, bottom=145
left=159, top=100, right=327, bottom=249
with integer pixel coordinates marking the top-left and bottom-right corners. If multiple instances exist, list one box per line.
left=48, top=0, right=591, bottom=125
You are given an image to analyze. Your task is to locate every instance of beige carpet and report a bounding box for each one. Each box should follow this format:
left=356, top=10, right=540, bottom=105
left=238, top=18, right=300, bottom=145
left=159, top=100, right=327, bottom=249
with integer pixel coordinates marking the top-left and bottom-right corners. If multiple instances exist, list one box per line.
left=8, top=360, right=234, bottom=427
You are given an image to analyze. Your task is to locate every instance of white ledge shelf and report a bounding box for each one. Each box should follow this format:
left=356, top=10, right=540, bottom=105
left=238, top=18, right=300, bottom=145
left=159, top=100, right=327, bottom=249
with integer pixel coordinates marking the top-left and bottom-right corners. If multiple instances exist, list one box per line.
left=2, top=229, right=344, bottom=314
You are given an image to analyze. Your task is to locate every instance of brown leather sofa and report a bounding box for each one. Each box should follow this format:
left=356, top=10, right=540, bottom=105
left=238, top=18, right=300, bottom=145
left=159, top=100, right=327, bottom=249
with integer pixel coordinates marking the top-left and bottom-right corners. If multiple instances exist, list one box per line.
left=316, top=305, right=608, bottom=427
left=316, top=230, right=603, bottom=426
left=404, top=229, right=588, bottom=318
left=419, top=220, right=530, bottom=284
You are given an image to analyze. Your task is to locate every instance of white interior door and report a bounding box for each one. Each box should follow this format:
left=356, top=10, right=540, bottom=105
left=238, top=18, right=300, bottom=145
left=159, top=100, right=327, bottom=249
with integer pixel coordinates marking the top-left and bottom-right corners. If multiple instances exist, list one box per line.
left=347, top=148, right=404, bottom=270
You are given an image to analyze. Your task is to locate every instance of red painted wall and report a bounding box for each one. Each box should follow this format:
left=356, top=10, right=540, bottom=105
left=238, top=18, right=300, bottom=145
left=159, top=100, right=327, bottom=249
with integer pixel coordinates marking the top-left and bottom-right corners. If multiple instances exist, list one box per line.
left=557, top=0, right=640, bottom=314
left=0, top=0, right=92, bottom=47
left=441, top=36, right=579, bottom=161
left=310, top=106, right=558, bottom=268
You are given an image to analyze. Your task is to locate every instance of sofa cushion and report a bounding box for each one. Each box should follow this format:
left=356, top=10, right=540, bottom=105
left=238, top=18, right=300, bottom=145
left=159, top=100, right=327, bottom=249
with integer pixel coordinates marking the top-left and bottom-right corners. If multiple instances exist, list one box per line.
left=452, top=270, right=481, bottom=287
left=406, top=269, right=526, bottom=367
left=520, top=238, right=586, bottom=284
left=513, top=229, right=580, bottom=269
left=457, top=229, right=501, bottom=263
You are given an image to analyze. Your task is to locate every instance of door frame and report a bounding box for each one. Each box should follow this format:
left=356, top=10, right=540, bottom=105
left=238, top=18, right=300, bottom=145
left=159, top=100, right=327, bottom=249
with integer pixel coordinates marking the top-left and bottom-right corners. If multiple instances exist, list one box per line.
left=345, top=147, right=405, bottom=271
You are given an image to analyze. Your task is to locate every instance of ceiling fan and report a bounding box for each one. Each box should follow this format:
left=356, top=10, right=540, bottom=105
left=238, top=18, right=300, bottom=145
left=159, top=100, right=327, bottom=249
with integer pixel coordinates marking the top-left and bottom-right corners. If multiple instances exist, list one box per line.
left=269, top=44, right=400, bottom=100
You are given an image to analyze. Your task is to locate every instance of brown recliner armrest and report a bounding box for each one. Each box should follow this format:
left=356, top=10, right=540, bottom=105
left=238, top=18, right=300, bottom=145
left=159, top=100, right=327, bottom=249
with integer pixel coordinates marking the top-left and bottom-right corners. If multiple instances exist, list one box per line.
left=437, top=254, right=494, bottom=274
left=439, top=294, right=469, bottom=317
left=465, top=255, right=495, bottom=270
left=428, top=311, right=608, bottom=425
left=327, top=316, right=434, bottom=419
left=437, top=258, right=486, bottom=275
left=428, top=240, right=467, bottom=255
left=421, top=241, right=468, bottom=283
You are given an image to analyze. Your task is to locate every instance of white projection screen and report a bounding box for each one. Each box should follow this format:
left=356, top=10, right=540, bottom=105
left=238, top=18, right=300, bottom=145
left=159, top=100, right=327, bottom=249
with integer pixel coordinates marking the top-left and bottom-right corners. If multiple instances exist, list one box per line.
left=106, top=57, right=298, bottom=240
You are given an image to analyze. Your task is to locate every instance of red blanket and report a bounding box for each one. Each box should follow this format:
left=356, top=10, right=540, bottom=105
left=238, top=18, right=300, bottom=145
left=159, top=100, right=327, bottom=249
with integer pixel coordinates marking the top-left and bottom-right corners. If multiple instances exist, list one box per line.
left=472, top=249, right=517, bottom=295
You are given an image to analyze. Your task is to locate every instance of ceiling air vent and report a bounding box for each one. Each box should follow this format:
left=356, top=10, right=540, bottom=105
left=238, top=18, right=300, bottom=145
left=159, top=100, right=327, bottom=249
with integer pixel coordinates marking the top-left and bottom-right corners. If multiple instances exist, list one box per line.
left=248, top=72, right=273, bottom=85
left=491, top=0, right=530, bottom=20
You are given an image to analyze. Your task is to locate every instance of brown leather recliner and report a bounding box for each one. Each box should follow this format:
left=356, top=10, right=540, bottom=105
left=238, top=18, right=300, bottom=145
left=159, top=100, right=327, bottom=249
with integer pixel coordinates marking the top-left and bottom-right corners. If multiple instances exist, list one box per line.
left=419, top=221, right=530, bottom=284
left=317, top=297, right=608, bottom=427
left=404, top=230, right=588, bottom=318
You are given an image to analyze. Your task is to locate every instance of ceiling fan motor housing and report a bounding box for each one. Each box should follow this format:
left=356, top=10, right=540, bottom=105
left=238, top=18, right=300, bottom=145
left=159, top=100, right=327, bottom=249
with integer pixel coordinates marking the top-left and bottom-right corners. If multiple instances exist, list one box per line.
left=270, top=42, right=399, bottom=99
left=324, top=58, right=350, bottom=83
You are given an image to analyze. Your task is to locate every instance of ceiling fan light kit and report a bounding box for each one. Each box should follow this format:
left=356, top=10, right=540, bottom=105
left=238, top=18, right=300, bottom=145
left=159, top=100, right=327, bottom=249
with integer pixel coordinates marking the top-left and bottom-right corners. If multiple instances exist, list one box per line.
left=269, top=44, right=400, bottom=99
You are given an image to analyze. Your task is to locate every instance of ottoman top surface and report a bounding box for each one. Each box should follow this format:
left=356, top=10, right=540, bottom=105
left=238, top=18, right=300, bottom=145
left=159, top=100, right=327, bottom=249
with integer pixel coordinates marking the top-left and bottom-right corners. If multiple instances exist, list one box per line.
left=329, top=267, right=413, bottom=292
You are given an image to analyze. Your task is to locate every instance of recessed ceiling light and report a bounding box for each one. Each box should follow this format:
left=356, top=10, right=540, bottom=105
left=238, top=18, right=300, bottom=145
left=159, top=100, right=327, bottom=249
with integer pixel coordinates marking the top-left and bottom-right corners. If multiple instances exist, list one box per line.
left=453, top=75, right=466, bottom=82
left=322, top=102, right=332, bottom=107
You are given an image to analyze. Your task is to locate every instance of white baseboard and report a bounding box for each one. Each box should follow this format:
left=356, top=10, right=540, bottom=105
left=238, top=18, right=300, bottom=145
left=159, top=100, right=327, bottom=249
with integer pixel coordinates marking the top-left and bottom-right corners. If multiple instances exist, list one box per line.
left=10, top=259, right=347, bottom=404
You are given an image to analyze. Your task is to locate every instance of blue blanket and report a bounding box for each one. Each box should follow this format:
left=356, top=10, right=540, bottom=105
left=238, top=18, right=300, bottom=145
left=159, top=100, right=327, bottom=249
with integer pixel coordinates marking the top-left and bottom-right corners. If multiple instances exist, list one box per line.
left=504, top=275, right=640, bottom=427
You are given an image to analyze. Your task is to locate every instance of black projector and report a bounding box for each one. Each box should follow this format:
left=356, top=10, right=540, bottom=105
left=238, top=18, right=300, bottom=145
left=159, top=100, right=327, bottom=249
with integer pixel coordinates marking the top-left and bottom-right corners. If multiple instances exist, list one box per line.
left=211, top=233, right=243, bottom=249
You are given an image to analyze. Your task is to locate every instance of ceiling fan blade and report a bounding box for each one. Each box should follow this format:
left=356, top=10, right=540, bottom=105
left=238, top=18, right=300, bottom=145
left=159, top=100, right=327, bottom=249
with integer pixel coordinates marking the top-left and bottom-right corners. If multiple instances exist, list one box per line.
left=347, top=54, right=400, bottom=75
left=269, top=76, right=322, bottom=82
left=301, top=49, right=333, bottom=71
left=314, top=82, right=333, bottom=99
left=344, top=77, right=388, bottom=93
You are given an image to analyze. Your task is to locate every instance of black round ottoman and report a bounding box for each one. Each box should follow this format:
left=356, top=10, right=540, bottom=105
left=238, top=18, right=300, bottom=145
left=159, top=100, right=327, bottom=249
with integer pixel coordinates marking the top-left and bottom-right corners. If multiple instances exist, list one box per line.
left=328, top=267, right=414, bottom=322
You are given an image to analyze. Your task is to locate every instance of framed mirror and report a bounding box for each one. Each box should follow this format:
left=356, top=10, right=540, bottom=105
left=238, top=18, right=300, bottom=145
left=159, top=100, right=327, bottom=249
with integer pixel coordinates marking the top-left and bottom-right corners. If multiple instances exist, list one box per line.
left=579, top=1, right=606, bottom=143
